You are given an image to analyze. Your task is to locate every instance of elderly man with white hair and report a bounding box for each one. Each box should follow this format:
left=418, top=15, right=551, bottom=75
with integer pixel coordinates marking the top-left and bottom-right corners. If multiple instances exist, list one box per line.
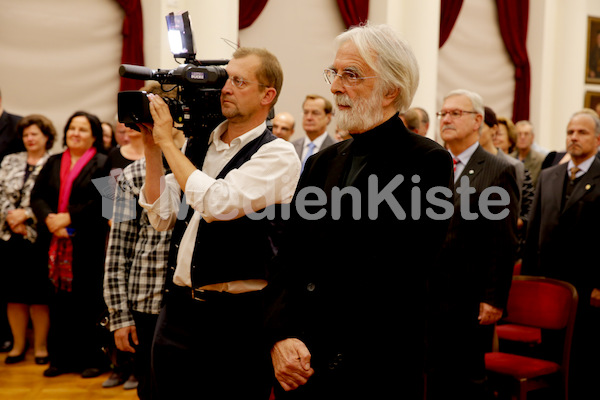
left=265, top=22, right=453, bottom=399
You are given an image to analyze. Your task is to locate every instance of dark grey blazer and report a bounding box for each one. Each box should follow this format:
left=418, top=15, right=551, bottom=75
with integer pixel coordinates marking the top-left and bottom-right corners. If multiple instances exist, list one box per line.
left=292, top=133, right=336, bottom=159
left=523, top=157, right=600, bottom=300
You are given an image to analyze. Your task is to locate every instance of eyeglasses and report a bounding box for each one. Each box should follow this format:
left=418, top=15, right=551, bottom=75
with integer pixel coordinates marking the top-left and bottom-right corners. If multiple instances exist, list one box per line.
left=436, top=109, right=479, bottom=119
left=323, top=68, right=377, bottom=86
left=227, top=76, right=268, bottom=89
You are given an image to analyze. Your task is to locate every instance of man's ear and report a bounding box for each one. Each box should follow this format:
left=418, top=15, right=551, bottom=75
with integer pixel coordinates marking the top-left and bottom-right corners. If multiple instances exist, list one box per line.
left=382, top=87, right=399, bottom=108
left=261, top=87, right=277, bottom=106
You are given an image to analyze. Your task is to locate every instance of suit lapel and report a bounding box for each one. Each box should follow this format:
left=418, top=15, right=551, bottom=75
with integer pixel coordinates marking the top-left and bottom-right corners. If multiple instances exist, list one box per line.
left=543, top=164, right=566, bottom=218
left=562, top=158, right=600, bottom=212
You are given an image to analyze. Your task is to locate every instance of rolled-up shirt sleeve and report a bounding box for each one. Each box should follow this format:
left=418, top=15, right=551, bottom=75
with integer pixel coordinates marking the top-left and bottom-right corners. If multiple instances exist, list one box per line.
left=139, top=173, right=182, bottom=231
left=140, top=137, right=300, bottom=228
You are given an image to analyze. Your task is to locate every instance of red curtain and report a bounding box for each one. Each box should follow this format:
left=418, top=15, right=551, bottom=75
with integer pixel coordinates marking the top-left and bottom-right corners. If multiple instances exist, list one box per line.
left=439, top=0, right=463, bottom=48
left=116, top=0, right=145, bottom=91
left=239, top=0, right=269, bottom=29
left=336, top=0, right=369, bottom=29
left=496, top=0, right=530, bottom=121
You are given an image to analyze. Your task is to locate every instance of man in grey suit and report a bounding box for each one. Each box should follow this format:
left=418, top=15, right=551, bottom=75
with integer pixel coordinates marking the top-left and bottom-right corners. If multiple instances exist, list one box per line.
left=511, top=120, right=545, bottom=185
left=523, top=110, right=600, bottom=400
left=428, top=89, right=519, bottom=400
left=292, top=94, right=336, bottom=170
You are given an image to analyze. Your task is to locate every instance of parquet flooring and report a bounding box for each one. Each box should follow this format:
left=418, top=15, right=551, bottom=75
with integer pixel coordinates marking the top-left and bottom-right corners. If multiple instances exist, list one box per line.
left=0, top=348, right=138, bottom=400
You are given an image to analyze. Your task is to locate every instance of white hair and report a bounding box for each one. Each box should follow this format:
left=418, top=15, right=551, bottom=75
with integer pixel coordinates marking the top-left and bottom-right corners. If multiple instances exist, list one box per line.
left=334, top=22, right=419, bottom=114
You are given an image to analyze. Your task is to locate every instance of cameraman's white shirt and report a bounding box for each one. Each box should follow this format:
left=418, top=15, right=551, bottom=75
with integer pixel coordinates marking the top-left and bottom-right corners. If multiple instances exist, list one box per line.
left=139, top=120, right=300, bottom=287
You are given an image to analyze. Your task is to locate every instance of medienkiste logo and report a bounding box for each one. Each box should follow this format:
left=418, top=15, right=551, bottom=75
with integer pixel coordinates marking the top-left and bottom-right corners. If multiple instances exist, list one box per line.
left=94, top=173, right=513, bottom=223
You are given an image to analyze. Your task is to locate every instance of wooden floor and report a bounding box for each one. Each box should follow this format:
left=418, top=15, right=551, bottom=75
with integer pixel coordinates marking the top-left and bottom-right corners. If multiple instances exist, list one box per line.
left=0, top=349, right=138, bottom=400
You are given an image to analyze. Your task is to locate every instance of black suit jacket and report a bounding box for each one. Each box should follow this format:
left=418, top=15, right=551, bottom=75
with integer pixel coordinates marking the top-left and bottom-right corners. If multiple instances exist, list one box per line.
left=427, top=144, right=519, bottom=398
left=523, top=157, right=600, bottom=301
left=436, top=145, right=519, bottom=312
left=0, top=110, right=24, bottom=163
left=265, top=115, right=453, bottom=398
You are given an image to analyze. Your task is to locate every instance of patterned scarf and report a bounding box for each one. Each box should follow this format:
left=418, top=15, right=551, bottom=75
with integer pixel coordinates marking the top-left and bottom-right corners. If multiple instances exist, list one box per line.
left=48, top=147, right=96, bottom=292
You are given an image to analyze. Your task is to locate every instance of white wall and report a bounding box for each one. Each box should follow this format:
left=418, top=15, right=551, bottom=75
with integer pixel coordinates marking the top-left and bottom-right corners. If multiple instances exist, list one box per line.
left=238, top=0, right=346, bottom=142
left=0, top=0, right=124, bottom=152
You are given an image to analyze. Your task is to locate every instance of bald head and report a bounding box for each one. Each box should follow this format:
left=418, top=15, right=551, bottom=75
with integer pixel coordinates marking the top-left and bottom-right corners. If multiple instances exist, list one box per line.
left=272, top=111, right=295, bottom=141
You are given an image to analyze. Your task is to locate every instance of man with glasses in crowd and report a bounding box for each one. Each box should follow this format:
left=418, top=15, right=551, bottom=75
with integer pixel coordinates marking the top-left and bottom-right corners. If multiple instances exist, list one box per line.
left=427, top=89, right=519, bottom=399
left=265, top=23, right=453, bottom=399
left=138, top=47, right=300, bottom=400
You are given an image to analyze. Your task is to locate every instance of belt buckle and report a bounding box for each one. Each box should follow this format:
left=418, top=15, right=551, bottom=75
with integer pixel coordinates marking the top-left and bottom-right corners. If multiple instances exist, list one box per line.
left=191, top=288, right=206, bottom=302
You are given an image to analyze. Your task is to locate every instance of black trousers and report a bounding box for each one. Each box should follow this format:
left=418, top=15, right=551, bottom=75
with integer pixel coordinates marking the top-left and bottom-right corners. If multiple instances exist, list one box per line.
left=131, top=311, right=159, bottom=400
left=48, top=289, right=108, bottom=372
left=151, top=290, right=272, bottom=400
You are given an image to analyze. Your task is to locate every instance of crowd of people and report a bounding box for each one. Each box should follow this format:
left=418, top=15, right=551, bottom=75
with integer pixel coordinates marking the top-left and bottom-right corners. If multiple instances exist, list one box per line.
left=0, top=22, right=599, bottom=400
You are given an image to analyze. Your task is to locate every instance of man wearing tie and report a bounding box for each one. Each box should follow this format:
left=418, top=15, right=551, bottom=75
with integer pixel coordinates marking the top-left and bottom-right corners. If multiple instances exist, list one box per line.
left=523, top=110, right=600, bottom=400
left=292, top=94, right=337, bottom=171
left=428, top=89, right=519, bottom=399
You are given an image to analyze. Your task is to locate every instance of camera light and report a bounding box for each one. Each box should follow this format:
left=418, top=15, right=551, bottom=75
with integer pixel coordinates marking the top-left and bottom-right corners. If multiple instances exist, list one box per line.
left=166, top=11, right=195, bottom=60
left=168, top=29, right=185, bottom=55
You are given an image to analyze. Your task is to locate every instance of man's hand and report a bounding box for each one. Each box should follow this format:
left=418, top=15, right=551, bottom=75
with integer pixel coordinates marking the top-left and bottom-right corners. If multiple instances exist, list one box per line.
left=114, top=326, right=138, bottom=353
left=271, top=338, right=314, bottom=391
left=591, top=288, right=600, bottom=308
left=147, top=94, right=176, bottom=149
left=478, top=302, right=503, bottom=325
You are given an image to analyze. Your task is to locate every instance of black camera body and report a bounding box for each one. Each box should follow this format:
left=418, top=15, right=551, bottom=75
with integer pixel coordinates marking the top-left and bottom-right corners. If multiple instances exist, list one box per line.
left=117, top=11, right=229, bottom=138
left=118, top=61, right=228, bottom=138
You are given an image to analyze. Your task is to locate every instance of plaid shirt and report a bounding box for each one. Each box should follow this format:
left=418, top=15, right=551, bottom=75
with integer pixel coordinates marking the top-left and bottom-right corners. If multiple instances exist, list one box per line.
left=103, top=158, right=171, bottom=331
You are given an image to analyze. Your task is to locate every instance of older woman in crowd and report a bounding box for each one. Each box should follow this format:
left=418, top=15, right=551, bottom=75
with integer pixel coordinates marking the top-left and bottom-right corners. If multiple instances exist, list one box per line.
left=30, top=111, right=109, bottom=378
left=0, top=114, right=55, bottom=365
left=494, top=116, right=518, bottom=154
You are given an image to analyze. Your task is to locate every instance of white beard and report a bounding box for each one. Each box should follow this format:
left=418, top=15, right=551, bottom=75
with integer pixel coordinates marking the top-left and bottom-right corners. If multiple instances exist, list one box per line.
left=335, top=88, right=384, bottom=133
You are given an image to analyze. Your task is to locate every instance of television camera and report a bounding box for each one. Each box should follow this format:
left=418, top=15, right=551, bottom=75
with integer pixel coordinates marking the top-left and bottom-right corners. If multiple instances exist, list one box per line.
left=117, top=11, right=228, bottom=138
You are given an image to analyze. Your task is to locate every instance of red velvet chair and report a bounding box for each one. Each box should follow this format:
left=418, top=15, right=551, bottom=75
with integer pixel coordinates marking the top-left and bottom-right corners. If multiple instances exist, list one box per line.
left=485, top=275, right=578, bottom=400
left=493, top=265, right=543, bottom=353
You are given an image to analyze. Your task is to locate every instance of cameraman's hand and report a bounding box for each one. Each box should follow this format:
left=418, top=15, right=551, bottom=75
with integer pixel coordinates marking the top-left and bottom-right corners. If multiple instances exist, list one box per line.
left=147, top=94, right=176, bottom=150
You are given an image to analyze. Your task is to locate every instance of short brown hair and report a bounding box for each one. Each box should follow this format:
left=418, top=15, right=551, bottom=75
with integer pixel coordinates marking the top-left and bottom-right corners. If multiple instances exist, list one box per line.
left=17, top=114, right=57, bottom=150
left=303, top=94, right=333, bottom=115
left=233, top=47, right=283, bottom=106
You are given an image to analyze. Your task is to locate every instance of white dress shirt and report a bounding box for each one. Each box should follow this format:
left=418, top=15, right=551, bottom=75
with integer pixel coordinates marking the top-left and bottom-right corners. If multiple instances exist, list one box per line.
left=300, top=131, right=331, bottom=160
left=450, top=141, right=480, bottom=183
left=139, top=120, right=300, bottom=287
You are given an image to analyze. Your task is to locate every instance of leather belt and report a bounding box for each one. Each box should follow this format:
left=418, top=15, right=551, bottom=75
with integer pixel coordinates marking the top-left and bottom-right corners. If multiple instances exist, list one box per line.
left=167, top=280, right=266, bottom=302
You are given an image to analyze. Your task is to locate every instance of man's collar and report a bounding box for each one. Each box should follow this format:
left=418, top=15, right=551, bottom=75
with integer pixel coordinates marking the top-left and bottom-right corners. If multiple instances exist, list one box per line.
left=567, top=153, right=596, bottom=173
left=209, top=120, right=267, bottom=150
left=450, top=141, right=479, bottom=165
left=304, top=131, right=329, bottom=147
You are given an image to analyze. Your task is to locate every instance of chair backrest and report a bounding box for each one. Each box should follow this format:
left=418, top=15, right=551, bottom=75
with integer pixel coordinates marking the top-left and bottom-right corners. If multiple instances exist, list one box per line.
left=504, top=276, right=577, bottom=330
left=503, top=275, right=578, bottom=369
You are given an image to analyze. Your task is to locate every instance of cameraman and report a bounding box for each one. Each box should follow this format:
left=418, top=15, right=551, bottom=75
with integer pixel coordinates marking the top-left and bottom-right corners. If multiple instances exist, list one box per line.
left=139, top=47, right=300, bottom=400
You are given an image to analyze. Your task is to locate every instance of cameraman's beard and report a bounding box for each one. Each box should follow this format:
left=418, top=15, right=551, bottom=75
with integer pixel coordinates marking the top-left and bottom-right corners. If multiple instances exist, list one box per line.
left=335, top=88, right=384, bottom=133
